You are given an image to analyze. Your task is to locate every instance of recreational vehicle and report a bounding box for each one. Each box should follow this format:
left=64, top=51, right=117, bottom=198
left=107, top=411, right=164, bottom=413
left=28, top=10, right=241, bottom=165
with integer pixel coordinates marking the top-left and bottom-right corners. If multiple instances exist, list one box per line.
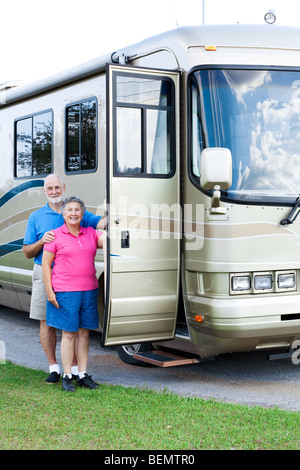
left=2, top=24, right=300, bottom=365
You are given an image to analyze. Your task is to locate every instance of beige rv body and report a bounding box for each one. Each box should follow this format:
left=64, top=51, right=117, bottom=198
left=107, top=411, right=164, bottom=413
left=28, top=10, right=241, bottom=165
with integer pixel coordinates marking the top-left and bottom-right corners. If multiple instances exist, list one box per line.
left=2, top=25, right=300, bottom=360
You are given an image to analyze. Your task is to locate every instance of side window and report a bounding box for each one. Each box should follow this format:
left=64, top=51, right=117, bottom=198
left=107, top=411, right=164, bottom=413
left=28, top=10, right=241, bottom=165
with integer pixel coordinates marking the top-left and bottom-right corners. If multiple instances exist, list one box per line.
left=15, top=110, right=53, bottom=178
left=114, top=74, right=175, bottom=177
left=191, top=77, right=204, bottom=179
left=66, top=98, right=97, bottom=173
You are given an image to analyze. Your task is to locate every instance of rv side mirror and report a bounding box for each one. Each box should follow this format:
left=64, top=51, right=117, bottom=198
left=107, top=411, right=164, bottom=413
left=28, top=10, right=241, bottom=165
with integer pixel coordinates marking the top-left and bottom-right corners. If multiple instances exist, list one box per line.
left=200, top=148, right=232, bottom=190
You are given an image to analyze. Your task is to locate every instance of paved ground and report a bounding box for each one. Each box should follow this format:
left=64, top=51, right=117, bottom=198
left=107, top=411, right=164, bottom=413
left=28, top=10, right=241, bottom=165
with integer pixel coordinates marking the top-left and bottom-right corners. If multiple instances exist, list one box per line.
left=1, top=306, right=300, bottom=411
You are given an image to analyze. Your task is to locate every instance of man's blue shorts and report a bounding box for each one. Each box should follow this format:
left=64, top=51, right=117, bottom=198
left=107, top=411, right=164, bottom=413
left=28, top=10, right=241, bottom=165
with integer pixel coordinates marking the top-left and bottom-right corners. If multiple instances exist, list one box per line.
left=46, top=288, right=99, bottom=332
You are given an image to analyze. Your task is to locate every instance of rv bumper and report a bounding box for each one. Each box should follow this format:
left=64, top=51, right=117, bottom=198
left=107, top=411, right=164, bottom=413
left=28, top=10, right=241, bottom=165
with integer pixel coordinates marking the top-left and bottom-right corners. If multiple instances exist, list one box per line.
left=188, top=293, right=300, bottom=357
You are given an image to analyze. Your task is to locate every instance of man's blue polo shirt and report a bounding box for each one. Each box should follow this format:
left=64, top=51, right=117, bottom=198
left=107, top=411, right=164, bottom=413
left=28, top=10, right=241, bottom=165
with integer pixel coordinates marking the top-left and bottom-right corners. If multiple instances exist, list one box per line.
left=23, top=203, right=101, bottom=265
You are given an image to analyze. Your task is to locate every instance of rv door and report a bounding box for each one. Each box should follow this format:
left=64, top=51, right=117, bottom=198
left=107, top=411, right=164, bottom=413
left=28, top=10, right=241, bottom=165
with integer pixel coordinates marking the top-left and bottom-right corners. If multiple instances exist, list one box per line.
left=102, top=64, right=181, bottom=346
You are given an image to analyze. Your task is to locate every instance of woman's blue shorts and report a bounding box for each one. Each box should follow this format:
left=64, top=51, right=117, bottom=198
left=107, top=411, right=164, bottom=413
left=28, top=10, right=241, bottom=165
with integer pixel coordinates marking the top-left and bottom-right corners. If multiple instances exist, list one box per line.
left=46, top=288, right=99, bottom=332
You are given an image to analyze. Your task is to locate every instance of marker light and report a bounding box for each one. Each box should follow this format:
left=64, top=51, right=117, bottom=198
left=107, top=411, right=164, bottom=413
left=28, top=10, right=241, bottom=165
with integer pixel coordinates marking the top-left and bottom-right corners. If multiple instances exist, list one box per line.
left=232, top=276, right=251, bottom=291
left=278, top=273, right=296, bottom=289
left=204, top=45, right=217, bottom=51
left=195, top=315, right=204, bottom=322
left=254, top=274, right=272, bottom=290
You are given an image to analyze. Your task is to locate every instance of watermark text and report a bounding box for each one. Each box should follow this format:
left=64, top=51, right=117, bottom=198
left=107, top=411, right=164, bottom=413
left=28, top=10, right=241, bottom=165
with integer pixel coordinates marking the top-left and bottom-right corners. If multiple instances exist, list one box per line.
left=0, top=340, right=6, bottom=364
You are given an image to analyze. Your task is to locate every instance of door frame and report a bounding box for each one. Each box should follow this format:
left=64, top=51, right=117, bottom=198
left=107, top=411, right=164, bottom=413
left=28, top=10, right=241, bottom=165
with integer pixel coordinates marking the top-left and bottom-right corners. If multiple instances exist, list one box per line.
left=101, top=63, right=181, bottom=347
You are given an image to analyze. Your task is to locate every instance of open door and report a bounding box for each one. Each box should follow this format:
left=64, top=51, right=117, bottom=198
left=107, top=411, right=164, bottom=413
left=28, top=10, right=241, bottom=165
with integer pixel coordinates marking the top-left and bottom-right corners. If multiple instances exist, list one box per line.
left=102, top=64, right=181, bottom=346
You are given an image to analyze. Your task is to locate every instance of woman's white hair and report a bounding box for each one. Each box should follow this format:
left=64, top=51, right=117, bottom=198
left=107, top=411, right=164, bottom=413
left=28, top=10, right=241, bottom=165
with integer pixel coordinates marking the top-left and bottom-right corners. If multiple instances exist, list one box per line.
left=61, top=196, right=86, bottom=215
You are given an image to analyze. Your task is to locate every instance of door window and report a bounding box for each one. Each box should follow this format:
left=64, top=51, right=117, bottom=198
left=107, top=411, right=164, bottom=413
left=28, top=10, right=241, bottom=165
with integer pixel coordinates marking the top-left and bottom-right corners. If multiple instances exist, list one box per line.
left=114, top=73, right=175, bottom=177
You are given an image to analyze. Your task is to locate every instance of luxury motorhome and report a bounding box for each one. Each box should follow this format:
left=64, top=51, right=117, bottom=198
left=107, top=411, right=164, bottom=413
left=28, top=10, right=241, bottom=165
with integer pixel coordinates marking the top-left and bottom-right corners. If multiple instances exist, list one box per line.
left=2, top=24, right=300, bottom=365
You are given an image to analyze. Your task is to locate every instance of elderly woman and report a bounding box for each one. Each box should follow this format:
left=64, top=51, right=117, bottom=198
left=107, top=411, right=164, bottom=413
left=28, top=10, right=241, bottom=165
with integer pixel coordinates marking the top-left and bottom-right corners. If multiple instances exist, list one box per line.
left=42, top=196, right=103, bottom=392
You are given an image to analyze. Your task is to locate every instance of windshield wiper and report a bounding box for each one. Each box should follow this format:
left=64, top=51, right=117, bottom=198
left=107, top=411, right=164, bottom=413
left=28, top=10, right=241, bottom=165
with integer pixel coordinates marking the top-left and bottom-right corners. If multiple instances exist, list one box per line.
left=280, top=196, right=300, bottom=225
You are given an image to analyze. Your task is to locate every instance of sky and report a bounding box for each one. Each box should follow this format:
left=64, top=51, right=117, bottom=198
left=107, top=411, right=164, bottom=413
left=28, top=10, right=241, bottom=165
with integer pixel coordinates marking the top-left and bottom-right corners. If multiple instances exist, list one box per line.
left=1, top=0, right=300, bottom=85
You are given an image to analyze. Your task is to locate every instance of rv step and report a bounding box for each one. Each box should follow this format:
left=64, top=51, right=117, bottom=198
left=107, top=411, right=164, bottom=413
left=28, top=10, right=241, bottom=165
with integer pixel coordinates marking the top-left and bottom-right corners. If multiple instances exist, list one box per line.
left=133, top=350, right=199, bottom=367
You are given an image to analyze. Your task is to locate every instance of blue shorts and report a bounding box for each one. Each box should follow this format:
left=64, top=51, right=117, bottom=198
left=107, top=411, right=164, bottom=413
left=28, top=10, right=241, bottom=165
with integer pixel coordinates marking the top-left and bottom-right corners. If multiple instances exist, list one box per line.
left=46, top=288, right=99, bottom=332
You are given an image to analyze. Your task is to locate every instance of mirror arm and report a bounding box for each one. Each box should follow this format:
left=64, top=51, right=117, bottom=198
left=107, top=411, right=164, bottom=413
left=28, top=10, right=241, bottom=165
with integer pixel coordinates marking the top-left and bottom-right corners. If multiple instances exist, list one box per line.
left=210, top=185, right=227, bottom=214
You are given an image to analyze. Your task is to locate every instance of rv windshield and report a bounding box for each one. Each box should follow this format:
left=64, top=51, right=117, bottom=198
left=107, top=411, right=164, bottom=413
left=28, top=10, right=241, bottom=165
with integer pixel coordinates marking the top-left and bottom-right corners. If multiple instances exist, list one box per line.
left=190, top=68, right=300, bottom=203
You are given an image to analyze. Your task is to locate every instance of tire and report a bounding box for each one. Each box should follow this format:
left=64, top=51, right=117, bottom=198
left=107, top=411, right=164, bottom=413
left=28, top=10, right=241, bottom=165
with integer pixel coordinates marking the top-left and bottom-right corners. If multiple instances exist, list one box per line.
left=115, top=342, right=152, bottom=365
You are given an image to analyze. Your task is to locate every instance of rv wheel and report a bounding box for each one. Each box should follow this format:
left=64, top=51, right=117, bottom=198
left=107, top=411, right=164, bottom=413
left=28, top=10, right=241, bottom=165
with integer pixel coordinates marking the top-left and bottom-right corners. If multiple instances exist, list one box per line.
left=116, top=342, right=152, bottom=365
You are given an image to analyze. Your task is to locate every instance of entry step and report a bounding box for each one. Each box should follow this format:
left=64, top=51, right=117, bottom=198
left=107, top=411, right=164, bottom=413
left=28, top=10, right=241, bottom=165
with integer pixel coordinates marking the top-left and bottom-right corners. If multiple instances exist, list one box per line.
left=133, top=350, right=199, bottom=367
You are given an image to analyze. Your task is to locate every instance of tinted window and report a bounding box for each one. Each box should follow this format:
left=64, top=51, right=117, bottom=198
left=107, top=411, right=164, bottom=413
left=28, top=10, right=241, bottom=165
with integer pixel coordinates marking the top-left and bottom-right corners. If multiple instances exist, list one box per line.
left=15, top=110, right=52, bottom=178
left=66, top=98, right=97, bottom=173
left=190, top=68, right=300, bottom=203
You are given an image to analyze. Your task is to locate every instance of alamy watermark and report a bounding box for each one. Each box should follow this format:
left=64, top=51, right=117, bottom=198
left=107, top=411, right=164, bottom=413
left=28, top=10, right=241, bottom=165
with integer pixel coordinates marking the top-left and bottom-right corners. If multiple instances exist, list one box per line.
left=106, top=198, right=205, bottom=251
left=0, top=340, right=6, bottom=364
left=291, top=341, right=300, bottom=365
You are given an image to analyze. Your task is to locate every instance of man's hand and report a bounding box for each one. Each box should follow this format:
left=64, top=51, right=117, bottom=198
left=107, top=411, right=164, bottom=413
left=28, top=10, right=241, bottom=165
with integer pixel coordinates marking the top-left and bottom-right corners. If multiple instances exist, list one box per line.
left=42, top=231, right=55, bottom=244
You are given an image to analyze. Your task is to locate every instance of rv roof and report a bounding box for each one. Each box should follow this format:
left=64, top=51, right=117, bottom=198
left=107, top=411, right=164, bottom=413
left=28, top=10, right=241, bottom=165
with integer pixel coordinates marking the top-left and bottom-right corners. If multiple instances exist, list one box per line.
left=0, top=81, right=23, bottom=92
left=1, top=24, right=300, bottom=108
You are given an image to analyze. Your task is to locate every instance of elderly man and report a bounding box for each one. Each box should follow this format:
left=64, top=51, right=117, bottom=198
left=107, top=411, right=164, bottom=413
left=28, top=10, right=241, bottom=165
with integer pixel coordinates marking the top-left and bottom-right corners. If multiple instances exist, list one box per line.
left=23, top=174, right=105, bottom=384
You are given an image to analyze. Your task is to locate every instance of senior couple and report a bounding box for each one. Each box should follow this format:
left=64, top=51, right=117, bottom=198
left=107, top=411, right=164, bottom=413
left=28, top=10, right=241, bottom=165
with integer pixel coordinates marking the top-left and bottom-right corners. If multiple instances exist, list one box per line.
left=23, top=174, right=105, bottom=392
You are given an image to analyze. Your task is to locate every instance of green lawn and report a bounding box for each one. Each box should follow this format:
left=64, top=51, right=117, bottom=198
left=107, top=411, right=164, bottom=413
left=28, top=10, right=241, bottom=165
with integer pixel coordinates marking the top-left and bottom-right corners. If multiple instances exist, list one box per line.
left=0, top=361, right=299, bottom=450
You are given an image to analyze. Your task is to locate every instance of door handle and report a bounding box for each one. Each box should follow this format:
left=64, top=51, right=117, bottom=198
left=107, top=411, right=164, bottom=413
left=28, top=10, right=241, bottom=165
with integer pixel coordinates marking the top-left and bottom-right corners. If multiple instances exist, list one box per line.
left=121, top=231, right=130, bottom=248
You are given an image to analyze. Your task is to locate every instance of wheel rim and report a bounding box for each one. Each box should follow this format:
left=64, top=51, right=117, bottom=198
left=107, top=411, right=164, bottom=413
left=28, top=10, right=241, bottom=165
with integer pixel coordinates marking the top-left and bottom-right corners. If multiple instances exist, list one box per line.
left=121, top=344, right=142, bottom=356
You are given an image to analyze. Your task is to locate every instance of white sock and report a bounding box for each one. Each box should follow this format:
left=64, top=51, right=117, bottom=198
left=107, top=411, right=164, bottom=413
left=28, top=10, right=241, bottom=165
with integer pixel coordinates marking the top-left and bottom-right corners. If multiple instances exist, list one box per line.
left=71, top=366, right=78, bottom=376
left=63, top=373, right=72, bottom=379
left=78, top=371, right=87, bottom=379
left=49, top=364, right=60, bottom=374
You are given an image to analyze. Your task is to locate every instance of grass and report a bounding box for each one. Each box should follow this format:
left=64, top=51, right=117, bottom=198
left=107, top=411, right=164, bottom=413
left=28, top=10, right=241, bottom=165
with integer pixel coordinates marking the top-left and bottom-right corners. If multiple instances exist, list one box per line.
left=0, top=361, right=300, bottom=450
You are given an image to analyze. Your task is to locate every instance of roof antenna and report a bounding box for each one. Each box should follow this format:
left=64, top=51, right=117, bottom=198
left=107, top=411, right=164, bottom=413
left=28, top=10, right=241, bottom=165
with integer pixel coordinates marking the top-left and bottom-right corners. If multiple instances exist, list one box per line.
left=168, top=0, right=180, bottom=27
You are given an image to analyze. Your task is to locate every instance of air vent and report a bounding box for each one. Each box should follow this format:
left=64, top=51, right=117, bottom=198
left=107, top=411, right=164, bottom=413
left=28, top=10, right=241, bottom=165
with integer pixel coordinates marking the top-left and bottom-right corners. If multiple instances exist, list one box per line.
left=281, top=313, right=300, bottom=321
left=0, top=80, right=23, bottom=92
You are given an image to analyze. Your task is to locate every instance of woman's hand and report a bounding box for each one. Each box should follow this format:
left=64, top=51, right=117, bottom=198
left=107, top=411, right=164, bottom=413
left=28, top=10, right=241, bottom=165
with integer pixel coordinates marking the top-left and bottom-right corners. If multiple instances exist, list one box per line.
left=48, top=290, right=60, bottom=309
left=42, top=250, right=58, bottom=308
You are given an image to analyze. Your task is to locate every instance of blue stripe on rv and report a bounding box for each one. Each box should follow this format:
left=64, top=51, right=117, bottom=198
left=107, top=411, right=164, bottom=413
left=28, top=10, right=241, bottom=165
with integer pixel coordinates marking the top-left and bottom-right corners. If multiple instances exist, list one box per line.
left=0, top=180, right=44, bottom=208
left=0, top=239, right=24, bottom=257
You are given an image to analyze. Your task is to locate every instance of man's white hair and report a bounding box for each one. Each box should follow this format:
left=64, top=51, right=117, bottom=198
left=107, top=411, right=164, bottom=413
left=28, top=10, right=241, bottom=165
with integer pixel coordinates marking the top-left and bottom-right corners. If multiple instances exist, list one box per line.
left=44, top=174, right=64, bottom=187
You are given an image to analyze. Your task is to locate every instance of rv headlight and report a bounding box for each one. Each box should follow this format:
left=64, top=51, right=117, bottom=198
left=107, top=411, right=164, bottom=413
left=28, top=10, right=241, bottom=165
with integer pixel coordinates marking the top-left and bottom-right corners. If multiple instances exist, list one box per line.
left=232, top=276, right=251, bottom=291
left=254, top=274, right=272, bottom=290
left=278, top=273, right=296, bottom=289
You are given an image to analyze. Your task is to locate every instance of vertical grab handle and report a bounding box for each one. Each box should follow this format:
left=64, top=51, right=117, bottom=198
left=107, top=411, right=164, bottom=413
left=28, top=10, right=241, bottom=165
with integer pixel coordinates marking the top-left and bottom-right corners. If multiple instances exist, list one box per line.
left=121, top=231, right=130, bottom=248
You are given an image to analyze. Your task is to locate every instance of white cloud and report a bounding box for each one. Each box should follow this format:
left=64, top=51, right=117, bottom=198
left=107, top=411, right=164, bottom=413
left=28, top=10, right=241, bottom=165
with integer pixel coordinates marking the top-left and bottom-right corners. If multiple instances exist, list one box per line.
left=238, top=98, right=300, bottom=194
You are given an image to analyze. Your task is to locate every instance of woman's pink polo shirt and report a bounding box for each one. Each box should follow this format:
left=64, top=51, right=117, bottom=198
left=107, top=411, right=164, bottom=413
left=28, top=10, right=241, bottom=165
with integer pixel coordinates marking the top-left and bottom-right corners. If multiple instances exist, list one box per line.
left=44, top=224, right=102, bottom=292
